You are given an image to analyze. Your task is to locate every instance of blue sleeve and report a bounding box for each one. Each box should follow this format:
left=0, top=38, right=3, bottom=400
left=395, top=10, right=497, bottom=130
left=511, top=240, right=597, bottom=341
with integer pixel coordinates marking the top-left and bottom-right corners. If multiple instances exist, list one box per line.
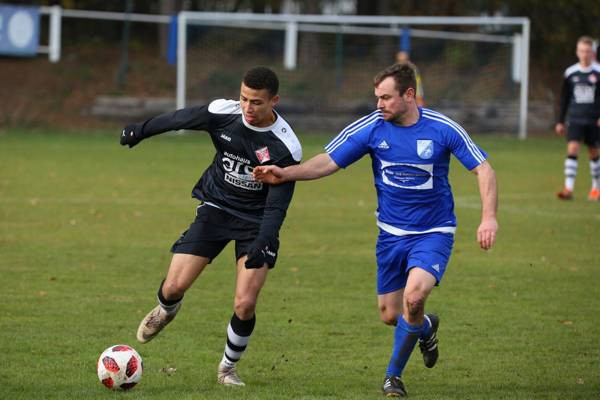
left=444, top=124, right=487, bottom=170
left=324, top=113, right=379, bottom=168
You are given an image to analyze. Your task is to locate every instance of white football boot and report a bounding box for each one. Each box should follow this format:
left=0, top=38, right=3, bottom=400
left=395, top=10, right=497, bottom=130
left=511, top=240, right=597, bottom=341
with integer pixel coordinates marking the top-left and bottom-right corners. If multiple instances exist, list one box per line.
left=217, top=362, right=245, bottom=386
left=136, top=302, right=181, bottom=343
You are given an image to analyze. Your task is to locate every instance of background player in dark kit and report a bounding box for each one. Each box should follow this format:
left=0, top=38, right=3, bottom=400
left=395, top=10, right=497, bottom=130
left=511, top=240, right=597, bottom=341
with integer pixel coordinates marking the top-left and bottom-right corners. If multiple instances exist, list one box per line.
left=555, top=36, right=600, bottom=201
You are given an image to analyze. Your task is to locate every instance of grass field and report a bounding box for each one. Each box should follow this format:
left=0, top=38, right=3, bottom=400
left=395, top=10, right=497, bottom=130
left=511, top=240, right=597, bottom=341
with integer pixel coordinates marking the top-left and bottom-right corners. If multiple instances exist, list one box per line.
left=1, top=130, right=599, bottom=399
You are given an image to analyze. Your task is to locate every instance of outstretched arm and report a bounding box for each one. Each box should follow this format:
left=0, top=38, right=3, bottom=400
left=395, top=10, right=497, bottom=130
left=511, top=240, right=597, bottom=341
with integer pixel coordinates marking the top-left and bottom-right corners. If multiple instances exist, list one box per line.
left=121, top=105, right=211, bottom=148
left=471, top=160, right=498, bottom=250
left=253, top=153, right=341, bottom=184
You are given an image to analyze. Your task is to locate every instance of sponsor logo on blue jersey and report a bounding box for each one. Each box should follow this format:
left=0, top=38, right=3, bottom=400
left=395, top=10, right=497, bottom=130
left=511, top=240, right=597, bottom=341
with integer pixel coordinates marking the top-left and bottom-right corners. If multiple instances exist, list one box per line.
left=380, top=160, right=433, bottom=190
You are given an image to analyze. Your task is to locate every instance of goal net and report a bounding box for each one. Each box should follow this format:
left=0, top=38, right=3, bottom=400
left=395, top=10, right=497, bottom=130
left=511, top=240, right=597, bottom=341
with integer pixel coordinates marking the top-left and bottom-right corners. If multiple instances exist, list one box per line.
left=180, top=14, right=529, bottom=136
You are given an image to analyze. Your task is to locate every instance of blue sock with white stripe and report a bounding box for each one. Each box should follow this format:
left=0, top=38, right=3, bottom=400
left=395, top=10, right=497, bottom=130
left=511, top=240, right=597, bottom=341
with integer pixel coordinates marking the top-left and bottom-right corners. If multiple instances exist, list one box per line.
left=386, top=316, right=426, bottom=377
left=221, top=313, right=256, bottom=367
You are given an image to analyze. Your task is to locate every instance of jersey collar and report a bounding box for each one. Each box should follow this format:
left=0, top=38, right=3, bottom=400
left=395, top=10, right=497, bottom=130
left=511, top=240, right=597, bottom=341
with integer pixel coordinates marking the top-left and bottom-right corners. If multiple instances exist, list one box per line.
left=577, top=63, right=595, bottom=73
left=242, top=111, right=280, bottom=132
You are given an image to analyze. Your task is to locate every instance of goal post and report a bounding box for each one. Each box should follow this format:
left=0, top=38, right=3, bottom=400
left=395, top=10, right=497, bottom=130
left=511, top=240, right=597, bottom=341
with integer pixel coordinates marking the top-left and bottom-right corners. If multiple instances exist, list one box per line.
left=177, top=12, right=530, bottom=138
left=38, top=5, right=62, bottom=63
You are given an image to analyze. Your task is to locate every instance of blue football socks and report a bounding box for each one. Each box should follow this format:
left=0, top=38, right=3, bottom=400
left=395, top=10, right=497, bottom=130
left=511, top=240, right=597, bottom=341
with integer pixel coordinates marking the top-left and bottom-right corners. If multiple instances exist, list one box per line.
left=386, top=316, right=427, bottom=377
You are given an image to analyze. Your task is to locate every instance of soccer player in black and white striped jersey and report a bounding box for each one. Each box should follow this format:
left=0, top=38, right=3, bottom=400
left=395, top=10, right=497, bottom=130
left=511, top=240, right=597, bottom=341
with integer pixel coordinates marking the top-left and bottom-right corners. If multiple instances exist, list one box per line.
left=555, top=36, right=600, bottom=201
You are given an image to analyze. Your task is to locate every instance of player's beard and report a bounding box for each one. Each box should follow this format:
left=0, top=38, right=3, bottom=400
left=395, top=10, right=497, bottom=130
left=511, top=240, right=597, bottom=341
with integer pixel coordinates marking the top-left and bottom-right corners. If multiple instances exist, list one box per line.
left=382, top=102, right=415, bottom=126
left=379, top=109, right=392, bottom=121
left=381, top=110, right=400, bottom=123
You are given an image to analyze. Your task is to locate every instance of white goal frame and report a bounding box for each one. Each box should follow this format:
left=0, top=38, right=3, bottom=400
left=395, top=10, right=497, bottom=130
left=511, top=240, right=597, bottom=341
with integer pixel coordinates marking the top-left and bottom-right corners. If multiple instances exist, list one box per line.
left=38, top=5, right=62, bottom=62
left=177, top=12, right=530, bottom=138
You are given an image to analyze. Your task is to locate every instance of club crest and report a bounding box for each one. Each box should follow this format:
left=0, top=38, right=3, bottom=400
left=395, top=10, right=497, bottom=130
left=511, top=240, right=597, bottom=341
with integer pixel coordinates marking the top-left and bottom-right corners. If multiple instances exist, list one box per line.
left=417, top=140, right=434, bottom=159
left=255, top=146, right=270, bottom=163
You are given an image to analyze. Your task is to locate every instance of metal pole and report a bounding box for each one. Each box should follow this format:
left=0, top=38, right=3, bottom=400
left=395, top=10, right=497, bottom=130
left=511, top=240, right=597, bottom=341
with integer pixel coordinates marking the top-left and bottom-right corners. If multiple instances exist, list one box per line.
left=164, top=12, right=529, bottom=26
left=518, top=19, right=530, bottom=139
left=115, top=0, right=134, bottom=89
left=48, top=5, right=62, bottom=62
left=176, top=11, right=187, bottom=110
left=335, top=26, right=343, bottom=89
left=284, top=20, right=298, bottom=70
left=511, top=33, right=521, bottom=83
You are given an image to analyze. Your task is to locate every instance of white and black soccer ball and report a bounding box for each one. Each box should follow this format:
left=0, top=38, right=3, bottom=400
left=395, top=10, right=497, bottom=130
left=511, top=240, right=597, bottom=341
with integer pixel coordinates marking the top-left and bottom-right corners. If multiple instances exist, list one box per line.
left=97, top=345, right=143, bottom=390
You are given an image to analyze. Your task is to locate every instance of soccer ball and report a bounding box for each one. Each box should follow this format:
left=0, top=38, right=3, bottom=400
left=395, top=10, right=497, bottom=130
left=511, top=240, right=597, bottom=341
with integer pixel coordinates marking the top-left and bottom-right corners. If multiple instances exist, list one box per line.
left=97, top=345, right=143, bottom=390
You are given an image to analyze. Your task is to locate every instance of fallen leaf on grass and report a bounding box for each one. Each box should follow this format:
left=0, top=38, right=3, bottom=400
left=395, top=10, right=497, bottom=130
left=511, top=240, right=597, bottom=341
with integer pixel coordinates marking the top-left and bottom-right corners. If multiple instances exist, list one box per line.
left=160, top=367, right=177, bottom=375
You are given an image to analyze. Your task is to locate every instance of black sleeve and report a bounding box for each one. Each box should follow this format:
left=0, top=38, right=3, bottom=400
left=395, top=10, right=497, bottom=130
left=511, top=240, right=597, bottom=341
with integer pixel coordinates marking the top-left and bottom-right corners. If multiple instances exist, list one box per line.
left=138, top=105, right=212, bottom=139
left=558, top=77, right=572, bottom=124
left=258, top=181, right=296, bottom=240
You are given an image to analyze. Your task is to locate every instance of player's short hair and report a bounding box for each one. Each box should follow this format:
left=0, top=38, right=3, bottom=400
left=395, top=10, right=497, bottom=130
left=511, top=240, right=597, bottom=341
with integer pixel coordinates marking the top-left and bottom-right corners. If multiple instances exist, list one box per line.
left=577, top=35, right=598, bottom=52
left=373, top=63, right=416, bottom=96
left=243, top=66, right=279, bottom=98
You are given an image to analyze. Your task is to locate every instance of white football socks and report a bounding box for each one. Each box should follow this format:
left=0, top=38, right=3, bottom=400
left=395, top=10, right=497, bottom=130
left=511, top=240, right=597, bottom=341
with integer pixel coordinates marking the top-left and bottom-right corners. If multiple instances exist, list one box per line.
left=564, top=157, right=578, bottom=191
left=590, top=158, right=600, bottom=190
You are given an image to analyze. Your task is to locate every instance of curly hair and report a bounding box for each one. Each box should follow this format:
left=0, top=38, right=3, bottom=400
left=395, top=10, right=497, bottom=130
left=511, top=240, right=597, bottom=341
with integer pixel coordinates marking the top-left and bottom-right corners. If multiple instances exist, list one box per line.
left=243, top=66, right=279, bottom=98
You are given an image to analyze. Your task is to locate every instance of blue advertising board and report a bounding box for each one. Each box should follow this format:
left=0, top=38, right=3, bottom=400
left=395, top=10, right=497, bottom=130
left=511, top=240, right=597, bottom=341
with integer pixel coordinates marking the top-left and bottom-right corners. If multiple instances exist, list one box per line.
left=0, top=5, right=40, bottom=57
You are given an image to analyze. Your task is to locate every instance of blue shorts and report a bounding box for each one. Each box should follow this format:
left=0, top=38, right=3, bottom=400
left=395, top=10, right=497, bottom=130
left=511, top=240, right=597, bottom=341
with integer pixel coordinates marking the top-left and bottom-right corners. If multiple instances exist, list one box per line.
left=375, top=231, right=454, bottom=294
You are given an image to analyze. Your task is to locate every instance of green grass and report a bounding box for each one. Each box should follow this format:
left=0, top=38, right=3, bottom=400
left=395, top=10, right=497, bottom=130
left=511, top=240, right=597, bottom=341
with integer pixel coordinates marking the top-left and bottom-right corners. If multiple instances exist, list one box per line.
left=1, top=130, right=599, bottom=399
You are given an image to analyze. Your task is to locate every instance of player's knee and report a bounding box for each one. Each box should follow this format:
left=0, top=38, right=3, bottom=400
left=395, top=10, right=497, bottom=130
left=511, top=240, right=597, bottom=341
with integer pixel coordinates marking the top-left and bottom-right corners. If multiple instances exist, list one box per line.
left=378, top=305, right=398, bottom=326
left=380, top=313, right=398, bottom=326
left=162, top=279, right=187, bottom=299
left=404, top=291, right=426, bottom=318
left=234, top=297, right=257, bottom=320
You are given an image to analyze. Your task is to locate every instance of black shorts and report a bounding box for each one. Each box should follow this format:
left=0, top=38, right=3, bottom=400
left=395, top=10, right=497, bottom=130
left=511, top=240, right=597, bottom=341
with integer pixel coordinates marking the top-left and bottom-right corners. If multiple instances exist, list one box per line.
left=567, top=123, right=599, bottom=147
left=170, top=203, right=278, bottom=268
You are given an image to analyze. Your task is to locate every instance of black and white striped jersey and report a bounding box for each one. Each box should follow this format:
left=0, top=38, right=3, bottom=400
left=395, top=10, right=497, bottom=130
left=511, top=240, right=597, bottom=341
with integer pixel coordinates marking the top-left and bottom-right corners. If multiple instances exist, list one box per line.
left=558, top=62, right=600, bottom=125
left=133, top=99, right=302, bottom=224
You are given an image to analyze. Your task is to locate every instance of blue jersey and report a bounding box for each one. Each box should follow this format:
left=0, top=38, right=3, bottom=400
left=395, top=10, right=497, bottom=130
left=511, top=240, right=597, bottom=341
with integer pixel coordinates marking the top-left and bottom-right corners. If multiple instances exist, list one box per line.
left=325, top=108, right=487, bottom=235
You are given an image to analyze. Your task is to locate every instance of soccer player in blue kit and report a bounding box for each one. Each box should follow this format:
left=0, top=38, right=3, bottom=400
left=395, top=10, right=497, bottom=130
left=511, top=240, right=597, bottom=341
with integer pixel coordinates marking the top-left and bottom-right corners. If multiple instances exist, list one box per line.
left=253, top=63, right=498, bottom=397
